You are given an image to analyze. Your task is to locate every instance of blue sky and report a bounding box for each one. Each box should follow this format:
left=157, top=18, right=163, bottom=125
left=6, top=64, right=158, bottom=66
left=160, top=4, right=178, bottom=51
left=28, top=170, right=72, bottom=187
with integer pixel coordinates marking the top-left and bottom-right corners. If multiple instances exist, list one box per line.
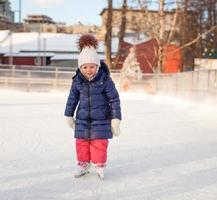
left=10, top=0, right=122, bottom=25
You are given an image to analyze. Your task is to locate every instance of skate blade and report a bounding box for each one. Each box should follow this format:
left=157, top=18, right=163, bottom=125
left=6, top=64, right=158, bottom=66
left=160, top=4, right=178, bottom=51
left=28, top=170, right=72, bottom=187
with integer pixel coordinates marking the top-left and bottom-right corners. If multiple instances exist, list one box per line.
left=97, top=174, right=104, bottom=180
left=74, top=171, right=89, bottom=178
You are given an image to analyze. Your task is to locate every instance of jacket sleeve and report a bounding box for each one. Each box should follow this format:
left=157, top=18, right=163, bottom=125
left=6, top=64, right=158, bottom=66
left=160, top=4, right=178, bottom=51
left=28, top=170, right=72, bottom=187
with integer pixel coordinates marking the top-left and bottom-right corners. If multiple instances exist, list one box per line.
left=104, top=77, right=122, bottom=120
left=64, top=80, right=79, bottom=117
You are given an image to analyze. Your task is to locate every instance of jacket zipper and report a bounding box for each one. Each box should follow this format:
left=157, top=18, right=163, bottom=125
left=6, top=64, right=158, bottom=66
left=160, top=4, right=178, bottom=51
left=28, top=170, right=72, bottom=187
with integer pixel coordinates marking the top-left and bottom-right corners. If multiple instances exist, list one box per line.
left=87, top=82, right=91, bottom=139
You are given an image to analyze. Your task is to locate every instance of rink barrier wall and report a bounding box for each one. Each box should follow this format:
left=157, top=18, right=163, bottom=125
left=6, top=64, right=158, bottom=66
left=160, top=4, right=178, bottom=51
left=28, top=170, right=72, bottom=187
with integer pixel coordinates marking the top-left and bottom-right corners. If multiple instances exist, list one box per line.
left=0, top=65, right=217, bottom=103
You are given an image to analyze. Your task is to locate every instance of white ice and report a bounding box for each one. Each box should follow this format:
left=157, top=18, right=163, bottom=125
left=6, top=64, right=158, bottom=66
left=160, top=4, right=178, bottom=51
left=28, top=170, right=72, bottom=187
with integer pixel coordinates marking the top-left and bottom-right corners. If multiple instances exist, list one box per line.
left=0, top=90, right=217, bottom=200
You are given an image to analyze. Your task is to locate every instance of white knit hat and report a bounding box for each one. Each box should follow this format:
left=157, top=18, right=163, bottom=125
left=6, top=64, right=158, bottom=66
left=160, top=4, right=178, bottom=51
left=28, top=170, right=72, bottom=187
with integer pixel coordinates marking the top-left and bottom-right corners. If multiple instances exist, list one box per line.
left=78, top=46, right=100, bottom=68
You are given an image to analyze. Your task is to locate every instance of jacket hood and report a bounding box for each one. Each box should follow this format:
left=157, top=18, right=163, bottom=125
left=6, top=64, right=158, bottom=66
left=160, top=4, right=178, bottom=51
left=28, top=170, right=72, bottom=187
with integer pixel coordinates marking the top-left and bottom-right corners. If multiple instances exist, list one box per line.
left=73, top=61, right=110, bottom=83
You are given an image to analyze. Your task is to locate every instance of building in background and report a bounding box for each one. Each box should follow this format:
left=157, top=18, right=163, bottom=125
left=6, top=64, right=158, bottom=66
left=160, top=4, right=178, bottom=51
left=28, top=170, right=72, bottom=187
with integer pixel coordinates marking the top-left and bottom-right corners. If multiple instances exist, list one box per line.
left=24, top=15, right=58, bottom=33
left=23, top=15, right=100, bottom=35
left=0, top=31, right=113, bottom=68
left=99, top=8, right=179, bottom=37
left=0, top=0, right=14, bottom=22
left=65, top=22, right=99, bottom=35
left=0, top=30, right=181, bottom=73
left=0, top=0, right=21, bottom=31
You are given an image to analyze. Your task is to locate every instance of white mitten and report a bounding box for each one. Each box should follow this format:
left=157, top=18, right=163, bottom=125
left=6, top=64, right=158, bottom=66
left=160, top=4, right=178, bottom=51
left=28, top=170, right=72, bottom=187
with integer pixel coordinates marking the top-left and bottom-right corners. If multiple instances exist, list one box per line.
left=65, top=116, right=75, bottom=129
left=111, top=119, right=121, bottom=136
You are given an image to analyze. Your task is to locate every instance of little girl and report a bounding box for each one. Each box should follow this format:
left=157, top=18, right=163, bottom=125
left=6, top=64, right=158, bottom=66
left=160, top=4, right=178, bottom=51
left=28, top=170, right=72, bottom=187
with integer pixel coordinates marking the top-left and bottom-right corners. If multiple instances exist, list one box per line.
left=64, top=34, right=121, bottom=179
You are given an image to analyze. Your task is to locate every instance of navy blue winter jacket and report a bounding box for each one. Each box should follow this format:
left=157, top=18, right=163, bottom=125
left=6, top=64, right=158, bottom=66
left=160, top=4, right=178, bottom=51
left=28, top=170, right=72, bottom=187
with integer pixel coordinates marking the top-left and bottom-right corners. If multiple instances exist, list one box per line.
left=64, top=62, right=121, bottom=139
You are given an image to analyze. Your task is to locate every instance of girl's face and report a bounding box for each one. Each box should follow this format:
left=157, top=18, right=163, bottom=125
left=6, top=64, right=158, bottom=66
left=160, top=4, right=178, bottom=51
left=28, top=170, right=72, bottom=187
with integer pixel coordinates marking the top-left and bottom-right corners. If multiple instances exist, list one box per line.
left=80, top=63, right=98, bottom=79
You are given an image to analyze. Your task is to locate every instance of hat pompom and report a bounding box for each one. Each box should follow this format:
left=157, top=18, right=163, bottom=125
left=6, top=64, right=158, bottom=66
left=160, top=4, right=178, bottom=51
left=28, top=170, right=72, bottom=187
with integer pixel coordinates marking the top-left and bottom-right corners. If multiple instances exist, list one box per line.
left=77, top=34, right=98, bottom=51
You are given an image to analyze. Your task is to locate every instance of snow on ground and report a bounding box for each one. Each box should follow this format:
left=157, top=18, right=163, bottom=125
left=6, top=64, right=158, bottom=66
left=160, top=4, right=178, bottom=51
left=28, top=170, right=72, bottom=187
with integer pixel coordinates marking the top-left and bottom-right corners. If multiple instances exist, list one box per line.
left=0, top=90, right=217, bottom=200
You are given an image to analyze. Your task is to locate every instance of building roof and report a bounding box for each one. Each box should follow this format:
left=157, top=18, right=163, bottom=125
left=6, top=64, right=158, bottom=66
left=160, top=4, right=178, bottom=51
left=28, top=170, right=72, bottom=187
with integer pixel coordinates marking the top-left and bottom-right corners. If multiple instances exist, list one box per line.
left=4, top=52, right=55, bottom=57
left=0, top=31, right=123, bottom=54
left=0, top=31, right=150, bottom=60
left=0, top=32, right=107, bottom=53
left=24, top=15, right=55, bottom=24
left=100, top=8, right=175, bottom=16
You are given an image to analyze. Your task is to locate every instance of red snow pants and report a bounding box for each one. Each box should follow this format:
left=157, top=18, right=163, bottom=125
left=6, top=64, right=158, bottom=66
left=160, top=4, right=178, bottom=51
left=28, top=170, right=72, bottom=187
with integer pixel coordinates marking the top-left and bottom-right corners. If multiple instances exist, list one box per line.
left=76, top=139, right=108, bottom=164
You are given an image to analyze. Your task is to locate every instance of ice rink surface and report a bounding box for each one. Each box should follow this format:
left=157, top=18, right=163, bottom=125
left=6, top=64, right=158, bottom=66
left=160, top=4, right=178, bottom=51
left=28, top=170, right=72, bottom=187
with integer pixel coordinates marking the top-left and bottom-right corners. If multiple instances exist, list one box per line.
left=1, top=90, right=217, bottom=200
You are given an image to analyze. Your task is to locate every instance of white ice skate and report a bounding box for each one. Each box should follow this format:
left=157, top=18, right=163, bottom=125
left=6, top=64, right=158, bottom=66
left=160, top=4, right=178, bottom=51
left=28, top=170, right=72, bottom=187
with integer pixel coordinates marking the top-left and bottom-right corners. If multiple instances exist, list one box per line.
left=95, top=164, right=105, bottom=180
left=74, top=162, right=90, bottom=178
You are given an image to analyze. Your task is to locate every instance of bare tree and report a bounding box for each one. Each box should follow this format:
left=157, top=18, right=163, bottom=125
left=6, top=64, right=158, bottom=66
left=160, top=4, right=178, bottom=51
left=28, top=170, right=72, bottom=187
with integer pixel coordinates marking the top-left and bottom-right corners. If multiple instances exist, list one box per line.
left=105, top=0, right=113, bottom=68
left=157, top=0, right=165, bottom=72
left=132, top=0, right=217, bottom=71
left=113, top=0, right=127, bottom=68
left=112, top=0, right=217, bottom=72
left=131, top=0, right=177, bottom=72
